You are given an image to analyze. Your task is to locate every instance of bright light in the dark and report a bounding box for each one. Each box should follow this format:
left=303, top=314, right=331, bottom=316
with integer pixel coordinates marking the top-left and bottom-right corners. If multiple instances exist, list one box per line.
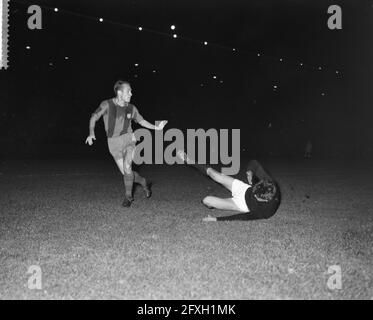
left=318, top=66, right=322, bottom=70
left=138, top=27, right=143, bottom=31
left=65, top=56, right=69, bottom=60
left=233, top=48, right=236, bottom=52
left=54, top=8, right=58, bottom=12
left=279, top=58, right=283, bottom=62
left=152, top=70, right=156, bottom=73
left=134, top=63, right=139, bottom=67
left=99, top=18, right=103, bottom=22
left=170, top=25, right=176, bottom=30
left=213, top=75, right=217, bottom=79
left=173, top=34, right=177, bottom=38
left=26, top=46, right=31, bottom=50
left=257, top=53, right=260, bottom=57
left=204, top=41, right=208, bottom=45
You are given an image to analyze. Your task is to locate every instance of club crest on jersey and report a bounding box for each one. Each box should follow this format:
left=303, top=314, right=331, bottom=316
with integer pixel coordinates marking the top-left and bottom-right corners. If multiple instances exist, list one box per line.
left=126, top=113, right=132, bottom=119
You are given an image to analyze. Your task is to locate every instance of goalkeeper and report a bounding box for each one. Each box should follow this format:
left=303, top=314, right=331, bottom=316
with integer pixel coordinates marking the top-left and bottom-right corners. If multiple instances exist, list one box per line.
left=177, top=151, right=281, bottom=222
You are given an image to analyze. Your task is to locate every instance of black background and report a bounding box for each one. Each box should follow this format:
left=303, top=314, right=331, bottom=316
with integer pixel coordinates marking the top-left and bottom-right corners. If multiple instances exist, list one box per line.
left=1, top=0, right=372, bottom=159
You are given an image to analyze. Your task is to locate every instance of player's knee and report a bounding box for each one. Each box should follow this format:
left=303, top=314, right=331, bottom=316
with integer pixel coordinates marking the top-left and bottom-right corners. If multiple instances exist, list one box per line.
left=124, top=162, right=132, bottom=174
left=203, top=196, right=213, bottom=206
left=206, top=168, right=216, bottom=178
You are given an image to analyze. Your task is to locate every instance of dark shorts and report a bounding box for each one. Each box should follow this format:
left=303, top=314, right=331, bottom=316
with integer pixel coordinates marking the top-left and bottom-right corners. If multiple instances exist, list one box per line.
left=107, top=133, right=136, bottom=160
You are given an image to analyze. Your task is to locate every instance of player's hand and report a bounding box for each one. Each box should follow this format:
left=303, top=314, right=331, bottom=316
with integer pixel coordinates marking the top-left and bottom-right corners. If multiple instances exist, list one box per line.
left=155, top=120, right=168, bottom=130
left=202, top=215, right=217, bottom=222
left=85, top=135, right=96, bottom=146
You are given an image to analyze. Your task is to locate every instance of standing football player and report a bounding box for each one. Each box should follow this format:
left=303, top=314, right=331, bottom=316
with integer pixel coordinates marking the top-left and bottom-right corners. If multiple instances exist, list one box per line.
left=85, top=80, right=167, bottom=207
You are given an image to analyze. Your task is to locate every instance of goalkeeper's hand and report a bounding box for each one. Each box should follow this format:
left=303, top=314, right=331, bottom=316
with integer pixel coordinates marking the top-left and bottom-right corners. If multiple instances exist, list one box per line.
left=202, top=215, right=217, bottom=222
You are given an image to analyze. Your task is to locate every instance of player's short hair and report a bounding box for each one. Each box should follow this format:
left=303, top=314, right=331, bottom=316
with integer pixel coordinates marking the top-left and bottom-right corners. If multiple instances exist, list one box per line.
left=114, top=80, right=131, bottom=95
left=252, top=180, right=277, bottom=202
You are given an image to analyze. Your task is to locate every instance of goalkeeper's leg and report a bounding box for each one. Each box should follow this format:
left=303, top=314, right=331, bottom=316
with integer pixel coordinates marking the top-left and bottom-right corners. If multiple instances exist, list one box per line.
left=206, top=167, right=235, bottom=192
left=202, top=196, right=241, bottom=212
left=177, top=150, right=234, bottom=192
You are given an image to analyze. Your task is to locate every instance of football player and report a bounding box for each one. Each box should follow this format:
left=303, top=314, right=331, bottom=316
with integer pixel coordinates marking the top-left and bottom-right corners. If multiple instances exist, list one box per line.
left=86, top=80, right=167, bottom=207
left=177, top=150, right=281, bottom=221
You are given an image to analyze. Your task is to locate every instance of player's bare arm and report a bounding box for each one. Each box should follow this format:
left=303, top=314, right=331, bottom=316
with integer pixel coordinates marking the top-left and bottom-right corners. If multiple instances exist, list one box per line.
left=85, top=101, right=109, bottom=145
left=138, top=119, right=168, bottom=131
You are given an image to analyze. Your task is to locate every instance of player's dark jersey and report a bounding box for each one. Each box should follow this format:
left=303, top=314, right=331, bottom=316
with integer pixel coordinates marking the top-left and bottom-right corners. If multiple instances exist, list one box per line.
left=92, top=99, right=144, bottom=138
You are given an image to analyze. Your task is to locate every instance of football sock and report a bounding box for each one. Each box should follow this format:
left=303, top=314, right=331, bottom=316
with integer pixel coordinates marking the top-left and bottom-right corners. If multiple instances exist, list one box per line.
left=133, top=171, right=146, bottom=188
left=179, top=150, right=210, bottom=176
left=191, top=163, right=210, bottom=176
left=123, top=171, right=134, bottom=199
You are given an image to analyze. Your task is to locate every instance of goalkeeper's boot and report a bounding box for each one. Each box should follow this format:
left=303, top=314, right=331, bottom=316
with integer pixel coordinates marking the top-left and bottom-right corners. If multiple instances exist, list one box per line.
left=177, top=150, right=193, bottom=164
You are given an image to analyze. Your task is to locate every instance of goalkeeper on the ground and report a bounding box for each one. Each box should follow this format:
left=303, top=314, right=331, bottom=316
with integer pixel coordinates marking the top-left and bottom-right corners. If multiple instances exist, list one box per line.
left=177, top=150, right=281, bottom=222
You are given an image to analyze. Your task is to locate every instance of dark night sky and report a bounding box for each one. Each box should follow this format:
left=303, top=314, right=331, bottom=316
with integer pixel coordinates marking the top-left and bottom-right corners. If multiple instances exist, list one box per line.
left=1, top=0, right=372, bottom=158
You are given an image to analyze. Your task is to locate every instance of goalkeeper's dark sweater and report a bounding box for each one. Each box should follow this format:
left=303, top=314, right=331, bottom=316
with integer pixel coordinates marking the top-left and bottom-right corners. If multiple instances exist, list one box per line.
left=217, top=160, right=281, bottom=221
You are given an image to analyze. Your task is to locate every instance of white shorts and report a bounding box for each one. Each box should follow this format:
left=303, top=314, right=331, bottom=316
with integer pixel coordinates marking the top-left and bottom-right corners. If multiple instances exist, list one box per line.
left=231, top=179, right=250, bottom=213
